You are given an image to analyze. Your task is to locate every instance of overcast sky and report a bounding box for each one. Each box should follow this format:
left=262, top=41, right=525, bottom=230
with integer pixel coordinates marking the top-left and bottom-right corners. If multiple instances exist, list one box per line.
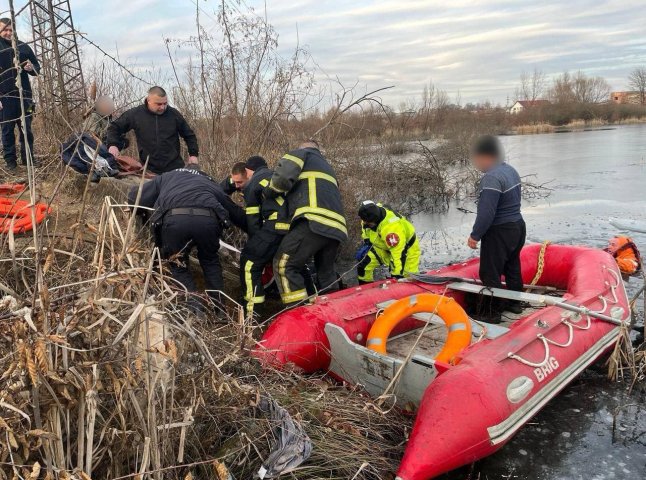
left=44, top=0, right=646, bottom=106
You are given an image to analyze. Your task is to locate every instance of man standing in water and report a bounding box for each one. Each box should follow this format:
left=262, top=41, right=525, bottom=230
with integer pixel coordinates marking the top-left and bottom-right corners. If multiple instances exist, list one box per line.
left=467, top=135, right=525, bottom=322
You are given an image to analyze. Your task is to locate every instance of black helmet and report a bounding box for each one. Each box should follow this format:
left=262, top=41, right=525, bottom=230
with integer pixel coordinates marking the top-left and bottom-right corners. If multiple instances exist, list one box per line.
left=358, top=201, right=385, bottom=224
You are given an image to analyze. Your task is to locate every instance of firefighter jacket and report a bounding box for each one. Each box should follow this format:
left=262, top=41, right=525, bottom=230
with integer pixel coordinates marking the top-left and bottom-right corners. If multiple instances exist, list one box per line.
left=361, top=206, right=419, bottom=276
left=266, top=147, right=347, bottom=243
left=242, top=166, right=290, bottom=236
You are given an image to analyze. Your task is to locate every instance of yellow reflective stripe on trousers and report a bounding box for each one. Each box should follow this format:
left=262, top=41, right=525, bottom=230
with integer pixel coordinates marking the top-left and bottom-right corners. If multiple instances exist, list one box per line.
left=298, top=171, right=338, bottom=186
left=246, top=206, right=260, bottom=215
left=243, top=259, right=264, bottom=303
left=278, top=253, right=292, bottom=296
left=275, top=196, right=285, bottom=206
left=303, top=213, right=348, bottom=235
left=294, top=206, right=347, bottom=226
left=268, top=212, right=278, bottom=220
left=282, top=153, right=304, bottom=168
left=281, top=289, right=307, bottom=303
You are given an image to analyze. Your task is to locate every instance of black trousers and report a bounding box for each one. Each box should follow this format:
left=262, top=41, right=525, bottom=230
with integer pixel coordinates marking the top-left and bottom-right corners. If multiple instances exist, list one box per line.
left=161, top=214, right=223, bottom=295
left=240, top=228, right=282, bottom=304
left=479, top=219, right=526, bottom=312
left=2, top=116, right=34, bottom=168
left=273, top=220, right=340, bottom=305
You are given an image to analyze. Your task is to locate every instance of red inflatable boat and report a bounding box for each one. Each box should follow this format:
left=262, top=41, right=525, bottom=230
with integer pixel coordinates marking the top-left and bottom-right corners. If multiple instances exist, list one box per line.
left=254, top=244, right=630, bottom=479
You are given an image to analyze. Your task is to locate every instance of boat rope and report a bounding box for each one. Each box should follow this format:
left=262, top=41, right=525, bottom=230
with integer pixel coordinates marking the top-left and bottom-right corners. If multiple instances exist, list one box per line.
left=565, top=313, right=592, bottom=330
left=509, top=335, right=552, bottom=368
left=527, top=241, right=551, bottom=290
left=508, top=265, right=619, bottom=368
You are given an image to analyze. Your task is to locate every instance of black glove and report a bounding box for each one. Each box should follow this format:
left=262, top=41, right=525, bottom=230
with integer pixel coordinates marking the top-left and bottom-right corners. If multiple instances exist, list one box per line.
left=221, top=218, right=232, bottom=230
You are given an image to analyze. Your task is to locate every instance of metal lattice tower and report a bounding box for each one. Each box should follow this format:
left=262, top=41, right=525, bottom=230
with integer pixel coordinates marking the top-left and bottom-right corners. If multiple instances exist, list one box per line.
left=30, top=0, right=86, bottom=121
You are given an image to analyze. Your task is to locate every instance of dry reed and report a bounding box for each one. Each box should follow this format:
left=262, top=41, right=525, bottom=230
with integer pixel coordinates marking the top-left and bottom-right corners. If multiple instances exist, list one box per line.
left=0, top=191, right=410, bottom=480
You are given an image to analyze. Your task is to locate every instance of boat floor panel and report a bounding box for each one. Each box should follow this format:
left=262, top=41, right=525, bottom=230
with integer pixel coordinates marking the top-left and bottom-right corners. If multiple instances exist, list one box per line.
left=387, top=306, right=538, bottom=362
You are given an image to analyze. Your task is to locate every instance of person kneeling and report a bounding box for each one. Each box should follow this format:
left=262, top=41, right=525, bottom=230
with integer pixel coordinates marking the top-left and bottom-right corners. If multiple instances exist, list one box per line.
left=356, top=201, right=420, bottom=283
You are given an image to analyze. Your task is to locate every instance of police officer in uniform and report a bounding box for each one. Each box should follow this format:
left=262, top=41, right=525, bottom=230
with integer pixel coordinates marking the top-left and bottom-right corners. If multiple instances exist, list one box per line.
left=265, top=140, right=347, bottom=306
left=128, top=165, right=245, bottom=303
left=356, top=201, right=421, bottom=283
left=238, top=156, right=290, bottom=307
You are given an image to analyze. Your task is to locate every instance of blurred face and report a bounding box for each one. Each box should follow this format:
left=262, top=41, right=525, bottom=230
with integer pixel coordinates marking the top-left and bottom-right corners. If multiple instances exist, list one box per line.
left=96, top=97, right=115, bottom=116
left=0, top=23, right=12, bottom=41
left=146, top=94, right=168, bottom=115
left=472, top=153, right=497, bottom=173
left=231, top=173, right=249, bottom=190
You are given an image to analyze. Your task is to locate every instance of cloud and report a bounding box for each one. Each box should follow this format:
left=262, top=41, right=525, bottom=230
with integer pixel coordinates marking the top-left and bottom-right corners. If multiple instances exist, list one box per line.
left=64, top=0, right=646, bottom=106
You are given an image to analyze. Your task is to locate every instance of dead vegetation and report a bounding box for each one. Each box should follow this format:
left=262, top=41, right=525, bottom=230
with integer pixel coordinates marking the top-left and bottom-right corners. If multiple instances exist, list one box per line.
left=0, top=191, right=411, bottom=479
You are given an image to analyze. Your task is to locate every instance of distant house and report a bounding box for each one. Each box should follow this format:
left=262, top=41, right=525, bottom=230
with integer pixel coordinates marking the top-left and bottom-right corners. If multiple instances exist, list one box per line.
left=610, top=91, right=642, bottom=104
left=508, top=99, right=550, bottom=114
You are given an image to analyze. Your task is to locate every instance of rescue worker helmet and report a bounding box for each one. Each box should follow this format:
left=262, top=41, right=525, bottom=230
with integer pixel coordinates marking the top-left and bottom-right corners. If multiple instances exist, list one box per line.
left=358, top=201, right=386, bottom=225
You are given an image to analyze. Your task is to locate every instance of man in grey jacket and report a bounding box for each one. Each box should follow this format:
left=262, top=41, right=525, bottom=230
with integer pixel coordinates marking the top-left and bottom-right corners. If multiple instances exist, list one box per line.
left=467, top=135, right=525, bottom=322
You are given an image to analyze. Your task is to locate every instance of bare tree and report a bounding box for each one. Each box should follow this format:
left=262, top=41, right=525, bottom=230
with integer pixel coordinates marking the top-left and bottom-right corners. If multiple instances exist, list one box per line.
left=420, top=80, right=450, bottom=132
left=548, top=71, right=574, bottom=104
left=572, top=71, right=610, bottom=103
left=548, top=71, right=610, bottom=104
left=518, top=67, right=546, bottom=102
left=628, top=67, right=646, bottom=105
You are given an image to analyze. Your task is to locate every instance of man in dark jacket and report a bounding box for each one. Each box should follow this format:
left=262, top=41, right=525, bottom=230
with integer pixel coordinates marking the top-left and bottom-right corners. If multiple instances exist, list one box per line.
left=107, top=86, right=198, bottom=175
left=265, top=140, right=347, bottom=306
left=220, top=161, right=247, bottom=195
left=238, top=156, right=290, bottom=308
left=0, top=18, right=40, bottom=170
left=467, top=135, right=526, bottom=322
left=128, top=166, right=245, bottom=303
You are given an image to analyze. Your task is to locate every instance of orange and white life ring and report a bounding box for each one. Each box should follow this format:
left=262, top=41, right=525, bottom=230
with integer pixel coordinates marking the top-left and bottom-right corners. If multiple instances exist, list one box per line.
left=366, top=293, right=472, bottom=364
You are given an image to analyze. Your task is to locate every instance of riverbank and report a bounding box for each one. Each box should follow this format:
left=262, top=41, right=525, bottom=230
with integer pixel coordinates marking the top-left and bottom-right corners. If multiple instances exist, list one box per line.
left=512, top=116, right=646, bottom=135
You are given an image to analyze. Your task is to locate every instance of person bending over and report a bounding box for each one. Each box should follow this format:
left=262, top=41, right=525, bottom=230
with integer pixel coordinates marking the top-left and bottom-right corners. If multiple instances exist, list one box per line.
left=356, top=201, right=420, bottom=283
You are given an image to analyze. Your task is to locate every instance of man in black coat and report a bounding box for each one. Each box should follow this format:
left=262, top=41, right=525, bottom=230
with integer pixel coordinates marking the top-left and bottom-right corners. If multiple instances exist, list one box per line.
left=107, top=86, right=199, bottom=175
left=0, top=19, right=40, bottom=170
left=128, top=165, right=245, bottom=304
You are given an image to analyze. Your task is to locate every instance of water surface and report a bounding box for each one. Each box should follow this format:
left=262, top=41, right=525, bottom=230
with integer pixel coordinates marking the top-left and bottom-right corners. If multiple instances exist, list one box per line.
left=412, top=125, right=646, bottom=479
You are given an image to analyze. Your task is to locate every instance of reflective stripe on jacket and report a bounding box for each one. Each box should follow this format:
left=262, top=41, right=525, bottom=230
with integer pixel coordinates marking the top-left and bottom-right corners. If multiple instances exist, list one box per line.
left=361, top=207, right=418, bottom=276
left=242, top=166, right=290, bottom=236
left=268, top=147, right=347, bottom=243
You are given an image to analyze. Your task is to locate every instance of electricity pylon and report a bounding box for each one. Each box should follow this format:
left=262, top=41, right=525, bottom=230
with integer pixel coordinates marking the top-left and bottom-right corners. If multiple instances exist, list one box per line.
left=30, top=0, right=86, bottom=122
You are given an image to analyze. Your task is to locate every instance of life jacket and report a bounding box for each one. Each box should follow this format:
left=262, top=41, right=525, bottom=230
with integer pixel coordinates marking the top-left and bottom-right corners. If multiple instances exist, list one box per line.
left=604, top=236, right=642, bottom=275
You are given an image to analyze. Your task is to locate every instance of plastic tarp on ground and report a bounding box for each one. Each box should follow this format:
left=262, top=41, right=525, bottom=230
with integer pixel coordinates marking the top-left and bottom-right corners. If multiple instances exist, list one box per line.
left=256, top=396, right=312, bottom=479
